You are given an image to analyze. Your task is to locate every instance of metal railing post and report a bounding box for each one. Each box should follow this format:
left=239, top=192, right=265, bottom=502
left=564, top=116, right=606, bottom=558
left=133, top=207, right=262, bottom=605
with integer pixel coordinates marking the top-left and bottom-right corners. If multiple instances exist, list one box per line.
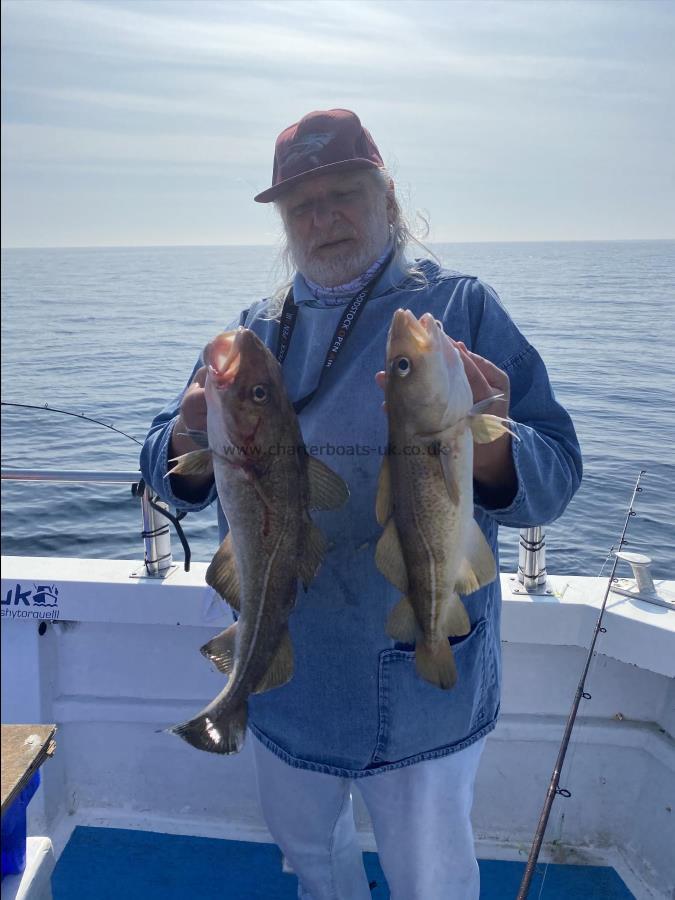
left=518, top=526, right=547, bottom=592
left=139, top=489, right=173, bottom=577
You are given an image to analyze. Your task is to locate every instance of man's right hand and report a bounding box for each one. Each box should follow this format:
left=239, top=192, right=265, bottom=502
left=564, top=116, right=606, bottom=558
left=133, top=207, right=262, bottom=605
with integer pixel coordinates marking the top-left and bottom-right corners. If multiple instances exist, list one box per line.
left=169, top=367, right=213, bottom=493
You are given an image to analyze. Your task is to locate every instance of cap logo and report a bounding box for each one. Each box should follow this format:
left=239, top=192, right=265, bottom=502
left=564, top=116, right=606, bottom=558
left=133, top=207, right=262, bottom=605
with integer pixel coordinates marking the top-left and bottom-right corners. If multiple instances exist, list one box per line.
left=283, top=132, right=335, bottom=171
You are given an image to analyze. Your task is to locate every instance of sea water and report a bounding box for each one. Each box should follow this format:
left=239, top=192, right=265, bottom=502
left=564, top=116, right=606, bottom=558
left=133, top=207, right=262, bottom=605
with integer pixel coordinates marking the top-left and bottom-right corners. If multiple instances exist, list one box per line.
left=2, top=240, right=674, bottom=578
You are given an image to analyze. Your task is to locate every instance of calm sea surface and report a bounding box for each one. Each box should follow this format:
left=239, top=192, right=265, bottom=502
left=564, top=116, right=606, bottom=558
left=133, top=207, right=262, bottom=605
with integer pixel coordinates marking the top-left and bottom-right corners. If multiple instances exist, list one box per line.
left=2, top=241, right=674, bottom=578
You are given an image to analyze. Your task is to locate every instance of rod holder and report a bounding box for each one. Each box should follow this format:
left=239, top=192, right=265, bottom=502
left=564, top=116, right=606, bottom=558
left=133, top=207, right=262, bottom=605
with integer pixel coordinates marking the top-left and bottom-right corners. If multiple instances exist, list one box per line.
left=518, top=526, right=547, bottom=592
left=139, top=489, right=173, bottom=577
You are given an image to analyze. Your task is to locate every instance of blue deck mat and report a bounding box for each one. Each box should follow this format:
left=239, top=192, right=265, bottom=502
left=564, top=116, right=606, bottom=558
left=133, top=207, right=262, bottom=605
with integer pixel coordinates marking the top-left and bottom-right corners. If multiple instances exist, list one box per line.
left=52, top=826, right=634, bottom=899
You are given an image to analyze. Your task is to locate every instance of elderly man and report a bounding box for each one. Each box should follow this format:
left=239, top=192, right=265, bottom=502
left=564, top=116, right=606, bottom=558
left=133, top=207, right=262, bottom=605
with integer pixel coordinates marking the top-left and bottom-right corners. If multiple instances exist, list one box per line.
left=141, top=109, right=582, bottom=900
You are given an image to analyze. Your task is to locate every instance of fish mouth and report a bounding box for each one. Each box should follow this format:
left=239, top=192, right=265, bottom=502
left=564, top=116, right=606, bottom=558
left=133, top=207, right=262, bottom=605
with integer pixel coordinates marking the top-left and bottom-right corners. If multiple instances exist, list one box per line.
left=388, top=309, right=435, bottom=359
left=204, top=329, right=243, bottom=389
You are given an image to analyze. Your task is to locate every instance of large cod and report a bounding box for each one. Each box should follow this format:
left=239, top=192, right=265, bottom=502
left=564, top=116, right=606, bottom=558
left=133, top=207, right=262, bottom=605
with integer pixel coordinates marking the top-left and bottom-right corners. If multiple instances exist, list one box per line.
left=168, top=327, right=348, bottom=754
left=376, top=309, right=515, bottom=689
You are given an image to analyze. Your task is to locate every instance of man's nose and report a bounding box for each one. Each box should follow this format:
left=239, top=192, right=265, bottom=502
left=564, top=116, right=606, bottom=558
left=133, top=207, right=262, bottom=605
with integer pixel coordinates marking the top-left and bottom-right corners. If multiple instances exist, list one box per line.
left=311, top=199, right=339, bottom=228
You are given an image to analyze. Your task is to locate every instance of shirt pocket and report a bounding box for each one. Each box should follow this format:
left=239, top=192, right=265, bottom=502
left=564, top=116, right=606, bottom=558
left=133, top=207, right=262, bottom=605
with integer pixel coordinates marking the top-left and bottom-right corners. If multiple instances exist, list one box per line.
left=373, top=618, right=493, bottom=763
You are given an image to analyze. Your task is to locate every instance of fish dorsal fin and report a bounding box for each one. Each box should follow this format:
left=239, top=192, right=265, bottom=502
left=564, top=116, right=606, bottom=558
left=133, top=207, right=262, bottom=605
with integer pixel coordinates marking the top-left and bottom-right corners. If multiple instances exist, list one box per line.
left=455, top=519, right=497, bottom=595
left=205, top=534, right=240, bottom=610
left=298, top=520, right=327, bottom=589
left=386, top=595, right=418, bottom=643
left=468, top=413, right=518, bottom=445
left=306, top=455, right=350, bottom=510
left=375, top=457, right=393, bottom=526
left=200, top=621, right=237, bottom=674
left=375, top=518, right=409, bottom=593
left=167, top=448, right=213, bottom=477
left=253, top=629, right=294, bottom=694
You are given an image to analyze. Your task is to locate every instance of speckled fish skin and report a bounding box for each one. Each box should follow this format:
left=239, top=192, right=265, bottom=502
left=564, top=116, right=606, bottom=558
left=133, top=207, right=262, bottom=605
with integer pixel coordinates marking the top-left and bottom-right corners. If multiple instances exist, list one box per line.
left=168, top=328, right=348, bottom=754
left=376, top=309, right=506, bottom=690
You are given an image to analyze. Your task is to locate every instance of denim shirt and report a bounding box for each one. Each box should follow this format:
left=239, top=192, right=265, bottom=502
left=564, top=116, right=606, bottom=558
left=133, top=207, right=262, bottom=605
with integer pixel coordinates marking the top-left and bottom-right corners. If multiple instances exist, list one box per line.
left=140, top=256, right=582, bottom=777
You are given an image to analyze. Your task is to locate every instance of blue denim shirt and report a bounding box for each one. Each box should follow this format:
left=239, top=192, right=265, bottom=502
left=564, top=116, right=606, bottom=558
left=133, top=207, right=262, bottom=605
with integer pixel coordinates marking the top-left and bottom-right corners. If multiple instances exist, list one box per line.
left=140, top=256, right=582, bottom=777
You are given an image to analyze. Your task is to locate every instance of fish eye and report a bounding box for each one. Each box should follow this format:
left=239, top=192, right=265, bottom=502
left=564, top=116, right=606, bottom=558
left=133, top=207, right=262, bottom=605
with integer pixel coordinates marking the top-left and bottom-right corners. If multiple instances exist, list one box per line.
left=393, top=356, right=411, bottom=377
left=251, top=384, right=269, bottom=403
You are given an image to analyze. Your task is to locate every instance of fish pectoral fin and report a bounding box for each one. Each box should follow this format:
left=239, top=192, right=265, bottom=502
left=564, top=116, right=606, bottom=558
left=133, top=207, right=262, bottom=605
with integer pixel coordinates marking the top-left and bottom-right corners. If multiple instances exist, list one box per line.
left=169, top=704, right=247, bottom=755
left=375, top=457, right=393, bottom=526
left=375, top=519, right=409, bottom=593
left=386, top=596, right=418, bottom=643
left=200, top=622, right=237, bottom=674
left=253, top=630, right=294, bottom=694
left=167, top=448, right=213, bottom=477
left=441, top=594, right=471, bottom=637
left=415, top=640, right=457, bottom=690
left=468, top=413, right=518, bottom=445
left=468, top=393, right=505, bottom=415
left=205, top=534, right=241, bottom=610
left=438, top=442, right=461, bottom=506
left=298, top=520, right=327, bottom=588
left=455, top=520, right=497, bottom=595
left=306, top=455, right=350, bottom=510
left=176, top=429, right=209, bottom=449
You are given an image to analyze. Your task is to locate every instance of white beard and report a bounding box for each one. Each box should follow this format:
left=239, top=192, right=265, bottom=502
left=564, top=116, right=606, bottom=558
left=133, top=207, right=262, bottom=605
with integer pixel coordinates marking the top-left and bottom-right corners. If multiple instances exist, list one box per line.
left=286, top=197, right=391, bottom=288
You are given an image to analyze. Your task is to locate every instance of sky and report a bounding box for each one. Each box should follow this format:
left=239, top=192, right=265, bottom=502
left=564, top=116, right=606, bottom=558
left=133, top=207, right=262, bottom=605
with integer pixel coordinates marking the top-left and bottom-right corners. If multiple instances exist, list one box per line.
left=1, top=0, right=674, bottom=248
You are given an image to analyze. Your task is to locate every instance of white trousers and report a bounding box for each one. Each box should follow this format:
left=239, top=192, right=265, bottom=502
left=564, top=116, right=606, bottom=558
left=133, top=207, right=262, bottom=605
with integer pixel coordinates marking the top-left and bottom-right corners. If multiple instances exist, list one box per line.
left=252, top=735, right=485, bottom=900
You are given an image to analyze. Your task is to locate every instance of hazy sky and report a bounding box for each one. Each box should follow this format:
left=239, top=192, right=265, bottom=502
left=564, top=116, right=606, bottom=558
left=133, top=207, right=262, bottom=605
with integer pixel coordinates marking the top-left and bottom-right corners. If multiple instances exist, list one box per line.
left=2, top=0, right=674, bottom=247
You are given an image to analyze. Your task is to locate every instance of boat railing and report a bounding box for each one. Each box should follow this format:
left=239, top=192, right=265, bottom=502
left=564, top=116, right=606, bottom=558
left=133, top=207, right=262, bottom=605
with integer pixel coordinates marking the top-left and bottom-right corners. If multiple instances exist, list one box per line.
left=1, top=467, right=550, bottom=591
left=1, top=468, right=174, bottom=578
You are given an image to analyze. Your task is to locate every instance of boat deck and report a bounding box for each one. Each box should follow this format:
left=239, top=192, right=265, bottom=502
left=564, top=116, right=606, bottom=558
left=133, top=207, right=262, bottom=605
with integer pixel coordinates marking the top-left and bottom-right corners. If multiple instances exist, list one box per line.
left=51, top=826, right=635, bottom=899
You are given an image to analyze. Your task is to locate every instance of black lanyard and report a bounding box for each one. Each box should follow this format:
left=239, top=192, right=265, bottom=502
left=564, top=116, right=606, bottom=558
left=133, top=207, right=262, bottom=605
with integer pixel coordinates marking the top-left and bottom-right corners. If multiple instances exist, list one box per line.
left=275, top=255, right=392, bottom=414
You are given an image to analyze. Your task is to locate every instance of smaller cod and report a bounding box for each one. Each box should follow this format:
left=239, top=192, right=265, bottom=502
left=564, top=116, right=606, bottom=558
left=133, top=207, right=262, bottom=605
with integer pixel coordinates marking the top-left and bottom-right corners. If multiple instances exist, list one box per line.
left=376, top=309, right=516, bottom=689
left=167, top=327, right=348, bottom=754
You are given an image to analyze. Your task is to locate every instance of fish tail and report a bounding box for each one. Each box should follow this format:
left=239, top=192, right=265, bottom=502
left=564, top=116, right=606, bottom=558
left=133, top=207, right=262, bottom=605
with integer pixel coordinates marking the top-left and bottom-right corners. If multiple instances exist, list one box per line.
left=415, top=640, right=458, bottom=690
left=169, top=703, right=247, bottom=755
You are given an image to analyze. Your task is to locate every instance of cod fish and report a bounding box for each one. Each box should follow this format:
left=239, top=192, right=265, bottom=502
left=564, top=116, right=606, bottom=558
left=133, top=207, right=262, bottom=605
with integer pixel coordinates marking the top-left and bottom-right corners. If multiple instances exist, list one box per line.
left=167, top=327, right=349, bottom=753
left=375, top=309, right=516, bottom=689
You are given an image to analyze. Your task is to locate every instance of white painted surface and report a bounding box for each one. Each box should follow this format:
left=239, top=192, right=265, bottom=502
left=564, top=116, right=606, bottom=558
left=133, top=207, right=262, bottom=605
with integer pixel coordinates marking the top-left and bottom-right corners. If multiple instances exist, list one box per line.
left=1, top=837, right=55, bottom=900
left=1, top=556, right=674, bottom=899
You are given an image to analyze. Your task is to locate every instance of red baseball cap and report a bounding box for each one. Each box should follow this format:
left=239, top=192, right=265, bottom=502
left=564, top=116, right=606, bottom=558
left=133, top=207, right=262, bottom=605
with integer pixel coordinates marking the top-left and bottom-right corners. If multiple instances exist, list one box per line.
left=254, top=109, right=384, bottom=203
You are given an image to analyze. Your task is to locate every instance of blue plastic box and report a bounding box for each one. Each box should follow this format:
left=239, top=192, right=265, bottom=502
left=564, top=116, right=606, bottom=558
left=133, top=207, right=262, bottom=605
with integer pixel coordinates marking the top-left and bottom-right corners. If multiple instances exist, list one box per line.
left=1, top=770, right=41, bottom=879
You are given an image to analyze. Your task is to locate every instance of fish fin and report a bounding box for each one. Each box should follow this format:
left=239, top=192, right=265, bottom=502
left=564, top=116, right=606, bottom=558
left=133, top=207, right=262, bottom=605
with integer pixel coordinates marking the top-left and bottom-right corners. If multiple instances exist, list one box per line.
left=306, top=455, right=350, bottom=510
left=169, top=704, right=247, bottom=755
left=468, top=394, right=505, bottom=415
left=375, top=519, right=409, bottom=593
left=253, top=629, right=294, bottom=694
left=415, top=640, right=457, bottom=690
left=468, top=413, right=518, bottom=445
left=438, top=444, right=461, bottom=505
left=375, top=456, right=393, bottom=525
left=386, top=596, right=418, bottom=643
left=205, top=534, right=240, bottom=610
left=200, top=622, right=237, bottom=674
left=440, top=594, right=471, bottom=637
left=167, top=448, right=213, bottom=476
left=455, top=520, right=497, bottom=595
left=176, top=429, right=209, bottom=449
left=298, top=520, right=327, bottom=588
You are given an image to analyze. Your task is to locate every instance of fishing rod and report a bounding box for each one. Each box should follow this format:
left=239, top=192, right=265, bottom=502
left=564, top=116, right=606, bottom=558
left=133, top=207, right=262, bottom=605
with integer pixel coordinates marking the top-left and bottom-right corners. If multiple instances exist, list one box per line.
left=2, top=399, right=193, bottom=571
left=1, top=400, right=143, bottom=445
left=516, top=469, right=646, bottom=899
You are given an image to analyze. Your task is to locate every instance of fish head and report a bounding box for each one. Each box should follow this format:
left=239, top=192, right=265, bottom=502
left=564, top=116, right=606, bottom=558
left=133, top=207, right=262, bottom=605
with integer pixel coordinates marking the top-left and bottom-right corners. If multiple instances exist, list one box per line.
left=203, top=328, right=291, bottom=459
left=386, top=309, right=473, bottom=432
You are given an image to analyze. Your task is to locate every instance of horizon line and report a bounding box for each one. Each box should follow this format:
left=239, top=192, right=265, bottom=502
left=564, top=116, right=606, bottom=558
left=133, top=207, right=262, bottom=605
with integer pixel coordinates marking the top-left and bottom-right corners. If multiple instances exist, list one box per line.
left=1, top=237, right=673, bottom=252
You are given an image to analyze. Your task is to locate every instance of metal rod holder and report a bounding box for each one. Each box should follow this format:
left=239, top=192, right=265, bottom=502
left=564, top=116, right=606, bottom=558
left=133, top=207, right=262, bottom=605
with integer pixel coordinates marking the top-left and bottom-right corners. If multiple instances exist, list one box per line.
left=140, top=490, right=173, bottom=577
left=518, top=526, right=547, bottom=592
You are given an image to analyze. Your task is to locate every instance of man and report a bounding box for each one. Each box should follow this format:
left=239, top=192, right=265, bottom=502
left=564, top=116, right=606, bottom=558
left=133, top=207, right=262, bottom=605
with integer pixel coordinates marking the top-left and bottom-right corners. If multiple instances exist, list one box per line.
left=141, top=109, right=582, bottom=899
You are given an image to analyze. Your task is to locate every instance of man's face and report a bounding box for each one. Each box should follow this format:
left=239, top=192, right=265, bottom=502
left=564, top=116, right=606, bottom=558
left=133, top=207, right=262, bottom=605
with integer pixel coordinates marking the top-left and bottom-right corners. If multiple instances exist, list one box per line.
left=278, top=170, right=393, bottom=288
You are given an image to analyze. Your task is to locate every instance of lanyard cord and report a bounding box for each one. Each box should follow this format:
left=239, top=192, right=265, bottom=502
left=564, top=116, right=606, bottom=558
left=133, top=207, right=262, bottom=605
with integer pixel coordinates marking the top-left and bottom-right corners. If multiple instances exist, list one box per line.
left=275, top=253, right=393, bottom=414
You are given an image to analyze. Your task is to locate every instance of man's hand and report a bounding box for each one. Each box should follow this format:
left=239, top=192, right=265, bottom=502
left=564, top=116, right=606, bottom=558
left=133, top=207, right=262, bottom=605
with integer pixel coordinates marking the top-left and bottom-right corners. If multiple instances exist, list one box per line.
left=169, top=367, right=213, bottom=490
left=375, top=335, right=517, bottom=500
